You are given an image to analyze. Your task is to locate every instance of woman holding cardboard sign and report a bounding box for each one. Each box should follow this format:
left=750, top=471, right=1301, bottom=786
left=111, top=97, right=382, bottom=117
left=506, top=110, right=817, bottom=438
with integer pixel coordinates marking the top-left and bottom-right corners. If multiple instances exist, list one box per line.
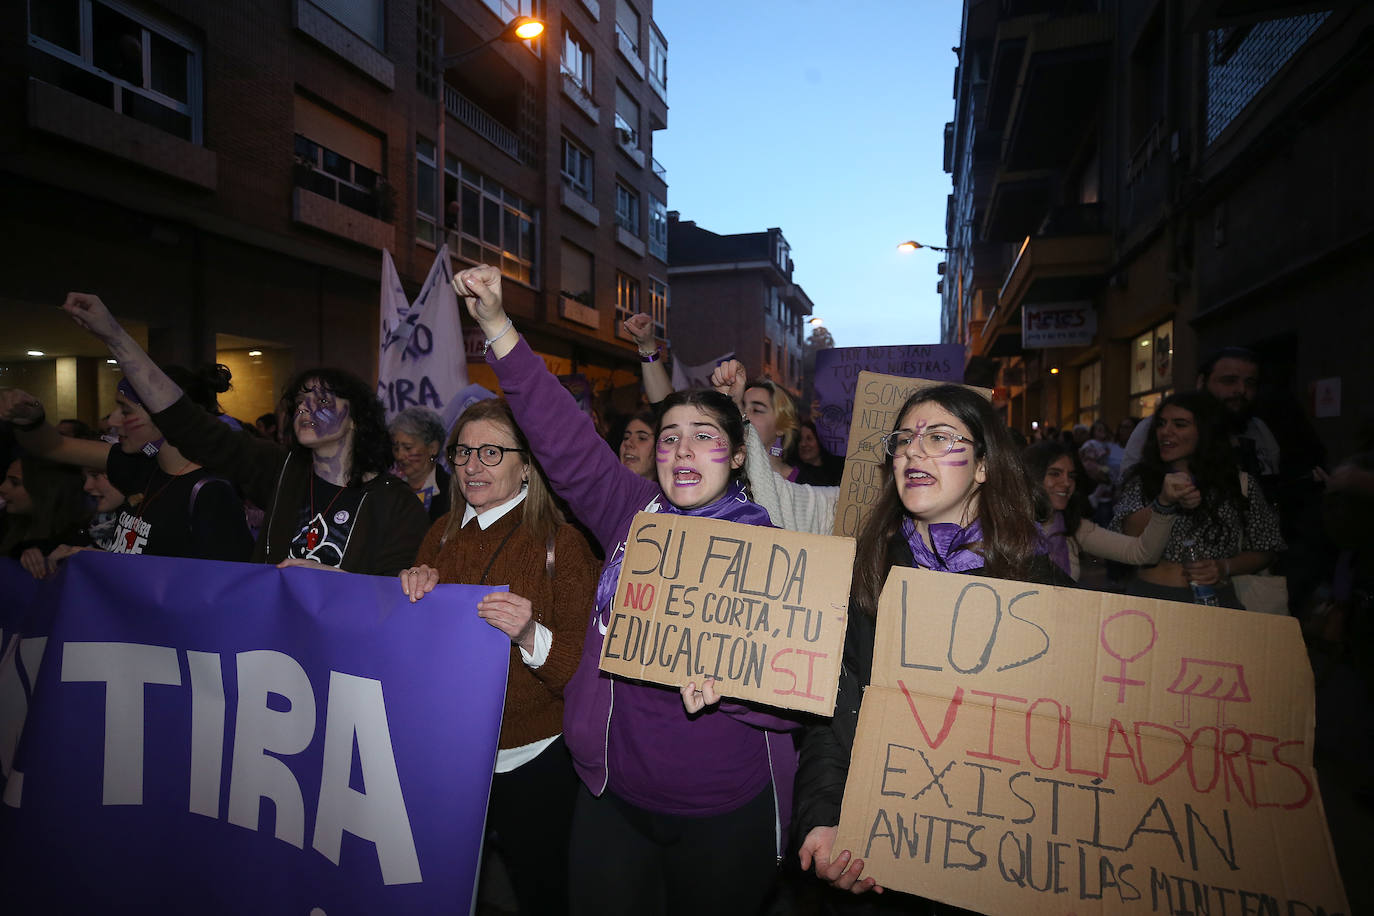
left=455, top=264, right=800, bottom=916
left=793, top=384, right=1070, bottom=904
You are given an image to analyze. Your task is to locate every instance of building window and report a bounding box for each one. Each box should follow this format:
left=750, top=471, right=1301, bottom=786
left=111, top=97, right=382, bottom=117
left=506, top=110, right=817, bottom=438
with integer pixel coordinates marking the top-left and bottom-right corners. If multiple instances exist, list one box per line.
left=649, top=25, right=668, bottom=93
left=1129, top=320, right=1174, bottom=417
left=416, top=136, right=437, bottom=245
left=295, top=134, right=382, bottom=217
left=648, top=195, right=668, bottom=260
left=561, top=136, right=593, bottom=201
left=562, top=27, right=592, bottom=89
left=1077, top=360, right=1101, bottom=428
left=446, top=159, right=538, bottom=286
left=614, top=83, right=639, bottom=148
left=560, top=239, right=594, bottom=306
left=775, top=235, right=791, bottom=273
left=27, top=0, right=203, bottom=143
left=648, top=277, right=668, bottom=341
left=312, top=0, right=385, bottom=49
left=615, top=182, right=639, bottom=234
left=615, top=0, right=640, bottom=56
left=616, top=271, right=640, bottom=332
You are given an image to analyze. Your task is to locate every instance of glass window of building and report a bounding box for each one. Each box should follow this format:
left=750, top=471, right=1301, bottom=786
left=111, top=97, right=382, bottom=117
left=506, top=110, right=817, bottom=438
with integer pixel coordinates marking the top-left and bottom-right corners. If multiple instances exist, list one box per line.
left=561, top=136, right=593, bottom=201
left=615, top=0, right=640, bottom=55
left=28, top=0, right=203, bottom=142
left=648, top=277, right=668, bottom=341
left=616, top=271, right=640, bottom=333
left=313, top=0, right=385, bottom=48
left=614, top=83, right=639, bottom=147
left=648, top=195, right=668, bottom=260
left=1129, top=320, right=1174, bottom=416
left=615, top=182, right=640, bottom=234
left=562, top=28, right=592, bottom=89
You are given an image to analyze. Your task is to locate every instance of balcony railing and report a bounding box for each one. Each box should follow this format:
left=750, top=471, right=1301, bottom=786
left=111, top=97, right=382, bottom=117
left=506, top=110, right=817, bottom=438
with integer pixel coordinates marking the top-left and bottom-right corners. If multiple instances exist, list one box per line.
left=652, top=157, right=666, bottom=182
left=444, top=84, right=520, bottom=162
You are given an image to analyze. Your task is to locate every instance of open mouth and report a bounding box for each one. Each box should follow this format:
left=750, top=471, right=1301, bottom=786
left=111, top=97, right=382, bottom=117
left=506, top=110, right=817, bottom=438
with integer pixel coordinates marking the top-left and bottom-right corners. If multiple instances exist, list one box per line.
left=673, top=467, right=702, bottom=486
left=905, top=468, right=935, bottom=485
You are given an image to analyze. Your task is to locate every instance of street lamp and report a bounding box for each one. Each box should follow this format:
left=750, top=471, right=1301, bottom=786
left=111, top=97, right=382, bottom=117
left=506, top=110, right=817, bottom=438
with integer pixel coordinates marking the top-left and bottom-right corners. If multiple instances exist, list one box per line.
left=438, top=16, right=545, bottom=68
left=897, top=239, right=951, bottom=254
left=434, top=15, right=545, bottom=243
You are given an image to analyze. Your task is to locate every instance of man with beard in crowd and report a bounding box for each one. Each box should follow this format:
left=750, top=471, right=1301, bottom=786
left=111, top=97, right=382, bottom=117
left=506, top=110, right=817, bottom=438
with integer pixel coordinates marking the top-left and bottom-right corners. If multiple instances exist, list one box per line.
left=1121, top=346, right=1280, bottom=497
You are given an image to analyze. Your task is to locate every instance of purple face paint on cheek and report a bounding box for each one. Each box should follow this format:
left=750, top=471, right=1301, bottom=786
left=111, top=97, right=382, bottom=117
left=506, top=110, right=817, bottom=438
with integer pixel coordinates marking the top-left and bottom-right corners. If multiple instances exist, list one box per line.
left=656, top=442, right=672, bottom=463
left=708, top=443, right=729, bottom=463
left=310, top=401, right=348, bottom=436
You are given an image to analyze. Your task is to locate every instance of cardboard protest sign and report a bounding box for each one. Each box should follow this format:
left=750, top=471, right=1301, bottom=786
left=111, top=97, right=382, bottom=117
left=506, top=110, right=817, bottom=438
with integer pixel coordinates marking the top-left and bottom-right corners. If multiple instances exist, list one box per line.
left=599, top=512, right=854, bottom=715
left=813, top=345, right=966, bottom=456
left=0, top=553, right=510, bottom=915
left=835, top=567, right=1348, bottom=915
left=831, top=372, right=993, bottom=538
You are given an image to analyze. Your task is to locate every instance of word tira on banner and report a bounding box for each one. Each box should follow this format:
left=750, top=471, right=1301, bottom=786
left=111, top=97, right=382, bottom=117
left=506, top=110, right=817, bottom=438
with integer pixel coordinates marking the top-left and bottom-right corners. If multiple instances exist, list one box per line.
left=377, top=246, right=492, bottom=431
left=0, top=553, right=510, bottom=914
left=834, top=567, right=1349, bottom=915
left=599, top=512, right=854, bottom=715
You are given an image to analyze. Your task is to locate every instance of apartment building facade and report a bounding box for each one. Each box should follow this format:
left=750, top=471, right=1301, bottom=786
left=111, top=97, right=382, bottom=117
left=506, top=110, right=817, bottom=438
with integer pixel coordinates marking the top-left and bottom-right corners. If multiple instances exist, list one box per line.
left=941, top=0, right=1373, bottom=458
left=666, top=213, right=812, bottom=398
left=1, top=0, right=669, bottom=423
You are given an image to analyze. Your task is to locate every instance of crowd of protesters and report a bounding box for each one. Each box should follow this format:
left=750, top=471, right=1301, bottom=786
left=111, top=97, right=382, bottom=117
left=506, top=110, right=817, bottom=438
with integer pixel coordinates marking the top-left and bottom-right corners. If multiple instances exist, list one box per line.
left=2, top=283, right=1372, bottom=916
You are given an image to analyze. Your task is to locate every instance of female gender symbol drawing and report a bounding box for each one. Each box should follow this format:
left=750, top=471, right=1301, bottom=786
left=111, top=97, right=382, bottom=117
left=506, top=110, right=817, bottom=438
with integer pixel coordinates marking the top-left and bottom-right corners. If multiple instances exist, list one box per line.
left=1100, top=609, right=1157, bottom=703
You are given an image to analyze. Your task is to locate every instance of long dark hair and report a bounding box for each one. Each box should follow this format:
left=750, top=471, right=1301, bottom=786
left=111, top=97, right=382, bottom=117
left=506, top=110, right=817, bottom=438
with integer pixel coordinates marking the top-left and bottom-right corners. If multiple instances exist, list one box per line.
left=1128, top=390, right=1245, bottom=536
left=851, top=385, right=1042, bottom=618
left=280, top=368, right=391, bottom=486
left=652, top=389, right=748, bottom=486
left=0, top=455, right=90, bottom=554
left=1022, top=439, right=1089, bottom=535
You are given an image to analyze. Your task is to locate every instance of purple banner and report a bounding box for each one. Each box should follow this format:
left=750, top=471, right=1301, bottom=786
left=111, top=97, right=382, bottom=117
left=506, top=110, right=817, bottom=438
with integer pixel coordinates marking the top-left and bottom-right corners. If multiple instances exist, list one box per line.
left=0, top=552, right=509, bottom=914
left=812, top=345, right=966, bottom=456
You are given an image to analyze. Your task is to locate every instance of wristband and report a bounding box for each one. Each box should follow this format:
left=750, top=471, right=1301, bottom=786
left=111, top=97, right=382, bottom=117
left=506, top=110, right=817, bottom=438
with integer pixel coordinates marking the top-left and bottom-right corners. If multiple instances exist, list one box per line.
left=9, top=404, right=46, bottom=432
left=483, top=318, right=514, bottom=354
left=1150, top=498, right=1178, bottom=516
left=639, top=347, right=662, bottom=363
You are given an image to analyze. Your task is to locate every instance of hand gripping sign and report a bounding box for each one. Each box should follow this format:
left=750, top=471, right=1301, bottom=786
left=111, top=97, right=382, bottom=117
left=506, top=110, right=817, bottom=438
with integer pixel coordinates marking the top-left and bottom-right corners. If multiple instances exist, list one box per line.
left=599, top=512, right=855, bottom=715
left=834, top=567, right=1348, bottom=915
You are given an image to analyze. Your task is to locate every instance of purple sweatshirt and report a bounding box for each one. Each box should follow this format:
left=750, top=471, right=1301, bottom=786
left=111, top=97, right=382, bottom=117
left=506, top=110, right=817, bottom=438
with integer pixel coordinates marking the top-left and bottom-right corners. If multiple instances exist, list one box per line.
left=490, top=338, right=798, bottom=848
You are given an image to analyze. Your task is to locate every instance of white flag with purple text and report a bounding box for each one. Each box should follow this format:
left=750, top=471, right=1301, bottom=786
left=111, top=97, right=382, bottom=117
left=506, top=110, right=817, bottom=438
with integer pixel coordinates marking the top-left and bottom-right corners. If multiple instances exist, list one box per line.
left=377, top=247, right=491, bottom=432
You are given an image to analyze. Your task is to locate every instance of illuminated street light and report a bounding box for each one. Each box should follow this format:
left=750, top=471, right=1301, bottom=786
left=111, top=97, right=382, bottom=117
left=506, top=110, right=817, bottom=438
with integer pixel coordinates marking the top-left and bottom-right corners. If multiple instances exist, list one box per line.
left=897, top=239, right=952, bottom=254
left=439, top=16, right=545, bottom=68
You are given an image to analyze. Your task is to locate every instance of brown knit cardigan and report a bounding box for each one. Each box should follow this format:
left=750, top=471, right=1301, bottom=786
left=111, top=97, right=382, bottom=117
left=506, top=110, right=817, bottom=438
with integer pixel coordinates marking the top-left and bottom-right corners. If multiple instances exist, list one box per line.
left=414, top=504, right=598, bottom=750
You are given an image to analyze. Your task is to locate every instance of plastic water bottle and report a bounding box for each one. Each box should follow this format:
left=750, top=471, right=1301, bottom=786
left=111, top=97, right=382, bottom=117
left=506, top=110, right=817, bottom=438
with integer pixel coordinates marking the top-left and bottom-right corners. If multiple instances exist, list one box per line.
left=1182, top=538, right=1220, bottom=606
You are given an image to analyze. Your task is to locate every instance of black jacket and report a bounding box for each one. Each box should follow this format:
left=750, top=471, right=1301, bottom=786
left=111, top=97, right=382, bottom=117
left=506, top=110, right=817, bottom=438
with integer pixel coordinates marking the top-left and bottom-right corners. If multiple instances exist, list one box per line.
left=792, top=537, right=1072, bottom=847
left=153, top=396, right=429, bottom=575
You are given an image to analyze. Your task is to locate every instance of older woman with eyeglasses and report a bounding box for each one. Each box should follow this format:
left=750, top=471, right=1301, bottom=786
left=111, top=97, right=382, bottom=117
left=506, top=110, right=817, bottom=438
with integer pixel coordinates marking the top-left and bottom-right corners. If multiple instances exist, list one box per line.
left=397, top=397, right=598, bottom=916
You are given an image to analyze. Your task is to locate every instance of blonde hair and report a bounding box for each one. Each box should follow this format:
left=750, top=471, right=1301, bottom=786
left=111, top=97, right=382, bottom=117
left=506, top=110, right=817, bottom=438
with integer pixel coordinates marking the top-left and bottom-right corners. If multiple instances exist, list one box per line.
left=745, top=378, right=799, bottom=455
left=439, top=399, right=564, bottom=546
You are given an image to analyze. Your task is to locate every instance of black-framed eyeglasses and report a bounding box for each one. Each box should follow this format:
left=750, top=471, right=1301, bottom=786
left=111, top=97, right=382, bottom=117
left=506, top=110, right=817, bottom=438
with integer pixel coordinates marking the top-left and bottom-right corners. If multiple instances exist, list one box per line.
left=881, top=429, right=973, bottom=458
left=447, top=443, right=526, bottom=467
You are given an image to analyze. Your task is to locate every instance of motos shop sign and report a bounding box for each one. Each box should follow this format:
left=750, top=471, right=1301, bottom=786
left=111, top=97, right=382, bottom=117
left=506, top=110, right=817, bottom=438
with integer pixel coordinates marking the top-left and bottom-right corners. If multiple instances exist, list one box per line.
left=1021, top=302, right=1096, bottom=348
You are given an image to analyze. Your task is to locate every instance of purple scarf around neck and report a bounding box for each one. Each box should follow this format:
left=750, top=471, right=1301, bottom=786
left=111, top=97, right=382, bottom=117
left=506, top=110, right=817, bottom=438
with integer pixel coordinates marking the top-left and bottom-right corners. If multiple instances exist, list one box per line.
left=901, top=517, right=987, bottom=573
left=594, top=480, right=772, bottom=618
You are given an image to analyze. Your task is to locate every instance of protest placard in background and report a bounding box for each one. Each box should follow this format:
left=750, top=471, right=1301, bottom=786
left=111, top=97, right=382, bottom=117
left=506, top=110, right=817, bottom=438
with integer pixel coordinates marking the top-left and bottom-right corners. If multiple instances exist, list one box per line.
left=813, top=345, right=966, bottom=456
left=834, top=567, right=1348, bottom=915
left=830, top=371, right=993, bottom=538
left=0, top=553, right=510, bottom=915
left=599, top=512, right=854, bottom=715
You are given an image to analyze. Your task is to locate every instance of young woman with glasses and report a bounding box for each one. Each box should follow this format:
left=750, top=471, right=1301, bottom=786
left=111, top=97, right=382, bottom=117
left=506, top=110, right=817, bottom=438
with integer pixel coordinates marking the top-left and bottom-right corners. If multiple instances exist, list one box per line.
left=455, top=264, right=799, bottom=916
left=397, top=397, right=599, bottom=916
left=793, top=384, right=1072, bottom=905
